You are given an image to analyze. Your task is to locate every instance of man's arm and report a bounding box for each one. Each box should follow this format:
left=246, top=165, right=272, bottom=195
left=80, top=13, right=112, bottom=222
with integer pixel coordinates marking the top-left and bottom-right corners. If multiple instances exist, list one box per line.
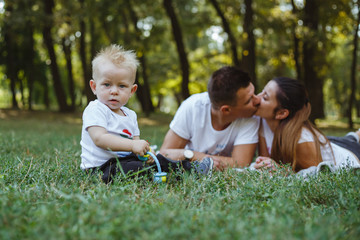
left=160, top=129, right=208, bottom=161
left=212, top=143, right=257, bottom=170
left=160, top=129, right=256, bottom=170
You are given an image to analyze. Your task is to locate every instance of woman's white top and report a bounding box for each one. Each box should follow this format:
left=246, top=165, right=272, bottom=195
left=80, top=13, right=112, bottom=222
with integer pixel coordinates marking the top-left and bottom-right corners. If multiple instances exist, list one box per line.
left=261, top=118, right=360, bottom=168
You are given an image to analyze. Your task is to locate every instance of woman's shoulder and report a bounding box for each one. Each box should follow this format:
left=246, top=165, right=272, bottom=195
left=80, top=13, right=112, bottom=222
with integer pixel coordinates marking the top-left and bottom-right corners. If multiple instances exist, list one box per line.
left=298, top=126, right=328, bottom=144
left=298, top=127, right=316, bottom=143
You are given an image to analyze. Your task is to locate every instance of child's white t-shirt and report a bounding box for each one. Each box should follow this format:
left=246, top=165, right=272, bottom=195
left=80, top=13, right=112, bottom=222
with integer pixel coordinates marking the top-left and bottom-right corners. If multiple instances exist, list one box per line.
left=169, top=92, right=259, bottom=157
left=80, top=100, right=140, bottom=169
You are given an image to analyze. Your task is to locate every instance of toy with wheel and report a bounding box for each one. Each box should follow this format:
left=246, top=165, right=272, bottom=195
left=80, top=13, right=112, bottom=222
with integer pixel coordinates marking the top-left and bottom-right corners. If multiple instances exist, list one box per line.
left=138, top=151, right=167, bottom=183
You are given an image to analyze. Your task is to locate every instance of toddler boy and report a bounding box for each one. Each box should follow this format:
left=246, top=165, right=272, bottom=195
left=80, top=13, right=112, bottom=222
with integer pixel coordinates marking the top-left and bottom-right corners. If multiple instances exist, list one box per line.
left=80, top=44, right=212, bottom=183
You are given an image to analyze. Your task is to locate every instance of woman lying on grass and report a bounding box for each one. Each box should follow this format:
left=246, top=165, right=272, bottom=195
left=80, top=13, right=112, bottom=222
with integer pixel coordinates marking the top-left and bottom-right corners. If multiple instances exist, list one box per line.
left=253, top=77, right=360, bottom=173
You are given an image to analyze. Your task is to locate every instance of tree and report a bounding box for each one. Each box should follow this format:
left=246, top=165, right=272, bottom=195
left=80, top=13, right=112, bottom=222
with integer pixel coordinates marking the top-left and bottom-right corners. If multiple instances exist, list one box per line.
left=209, top=0, right=240, bottom=67
left=42, top=0, right=70, bottom=112
left=163, top=0, right=190, bottom=101
left=348, top=0, right=360, bottom=128
left=242, top=0, right=257, bottom=88
left=127, top=0, right=155, bottom=115
left=3, top=0, right=19, bottom=109
left=302, top=0, right=325, bottom=121
left=78, top=0, right=95, bottom=105
left=291, top=0, right=302, bottom=82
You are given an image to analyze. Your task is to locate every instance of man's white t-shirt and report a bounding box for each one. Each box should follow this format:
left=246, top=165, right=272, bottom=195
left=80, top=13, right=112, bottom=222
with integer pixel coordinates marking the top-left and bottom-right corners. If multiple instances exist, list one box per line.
left=261, top=118, right=360, bottom=168
left=80, top=100, right=140, bottom=169
left=169, top=92, right=260, bottom=157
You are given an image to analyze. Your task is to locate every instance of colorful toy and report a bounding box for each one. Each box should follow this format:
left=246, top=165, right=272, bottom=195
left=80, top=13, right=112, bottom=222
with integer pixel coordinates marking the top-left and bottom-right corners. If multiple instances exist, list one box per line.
left=138, top=151, right=167, bottom=183
left=137, top=153, right=149, bottom=161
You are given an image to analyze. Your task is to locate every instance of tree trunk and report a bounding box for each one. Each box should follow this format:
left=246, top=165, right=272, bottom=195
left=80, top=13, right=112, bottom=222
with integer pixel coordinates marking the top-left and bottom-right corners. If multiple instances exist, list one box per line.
left=43, top=75, right=50, bottom=109
left=42, top=0, right=69, bottom=112
left=242, top=0, right=257, bottom=89
left=163, top=0, right=190, bottom=101
left=25, top=23, right=35, bottom=110
left=20, top=0, right=36, bottom=110
left=348, top=1, right=360, bottom=129
left=89, top=17, right=97, bottom=63
left=19, top=77, right=25, bottom=107
left=157, top=93, right=163, bottom=110
left=4, top=1, right=18, bottom=109
left=79, top=0, right=95, bottom=104
left=209, top=0, right=240, bottom=67
left=128, top=0, right=154, bottom=115
left=303, top=0, right=324, bottom=121
left=62, top=38, right=76, bottom=111
left=291, top=0, right=302, bottom=83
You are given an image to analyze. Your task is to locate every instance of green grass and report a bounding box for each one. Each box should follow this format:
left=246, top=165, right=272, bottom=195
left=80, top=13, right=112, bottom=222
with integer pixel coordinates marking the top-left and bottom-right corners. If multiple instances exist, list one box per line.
left=1, top=110, right=360, bottom=239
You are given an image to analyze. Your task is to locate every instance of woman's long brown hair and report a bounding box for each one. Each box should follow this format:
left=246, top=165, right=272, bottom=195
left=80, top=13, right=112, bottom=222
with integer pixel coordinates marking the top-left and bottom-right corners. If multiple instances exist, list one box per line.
left=269, top=77, right=329, bottom=172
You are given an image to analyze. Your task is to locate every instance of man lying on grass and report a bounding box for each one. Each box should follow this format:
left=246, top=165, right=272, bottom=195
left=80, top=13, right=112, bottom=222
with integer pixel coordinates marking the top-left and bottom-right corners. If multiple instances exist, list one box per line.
left=160, top=66, right=261, bottom=171
left=80, top=44, right=212, bottom=183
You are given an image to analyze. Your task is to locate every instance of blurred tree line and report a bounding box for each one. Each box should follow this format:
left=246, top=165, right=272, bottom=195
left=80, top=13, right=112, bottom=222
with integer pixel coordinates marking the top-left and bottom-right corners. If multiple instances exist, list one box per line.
left=0, top=0, right=359, bottom=127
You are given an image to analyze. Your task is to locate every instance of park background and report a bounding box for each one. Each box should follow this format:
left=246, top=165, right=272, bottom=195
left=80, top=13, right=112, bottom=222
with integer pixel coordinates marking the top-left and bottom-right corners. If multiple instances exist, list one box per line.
left=1, top=0, right=360, bottom=239
left=1, top=0, right=360, bottom=128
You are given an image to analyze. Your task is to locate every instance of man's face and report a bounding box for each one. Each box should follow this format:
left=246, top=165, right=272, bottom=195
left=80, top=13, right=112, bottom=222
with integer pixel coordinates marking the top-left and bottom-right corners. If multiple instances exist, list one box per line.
left=229, top=83, right=260, bottom=118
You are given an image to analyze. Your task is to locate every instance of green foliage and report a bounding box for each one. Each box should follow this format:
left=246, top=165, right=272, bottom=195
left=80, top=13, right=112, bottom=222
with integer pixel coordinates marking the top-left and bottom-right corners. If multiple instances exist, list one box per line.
left=1, top=0, right=359, bottom=118
left=0, top=113, right=359, bottom=239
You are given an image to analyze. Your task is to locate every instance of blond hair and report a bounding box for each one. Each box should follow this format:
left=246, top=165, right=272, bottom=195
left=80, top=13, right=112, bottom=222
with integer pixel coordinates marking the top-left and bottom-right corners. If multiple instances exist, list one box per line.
left=92, top=44, right=139, bottom=82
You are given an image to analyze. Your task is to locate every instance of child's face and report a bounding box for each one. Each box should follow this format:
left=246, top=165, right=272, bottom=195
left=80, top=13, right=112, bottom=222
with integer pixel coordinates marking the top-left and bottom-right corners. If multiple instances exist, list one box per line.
left=90, top=60, right=137, bottom=114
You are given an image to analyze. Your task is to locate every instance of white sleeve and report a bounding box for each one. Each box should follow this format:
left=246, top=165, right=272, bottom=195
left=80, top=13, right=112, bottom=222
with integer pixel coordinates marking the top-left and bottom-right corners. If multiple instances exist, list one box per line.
left=234, top=116, right=260, bottom=145
left=82, top=102, right=108, bottom=131
left=298, top=128, right=315, bottom=144
left=169, top=98, right=194, bottom=140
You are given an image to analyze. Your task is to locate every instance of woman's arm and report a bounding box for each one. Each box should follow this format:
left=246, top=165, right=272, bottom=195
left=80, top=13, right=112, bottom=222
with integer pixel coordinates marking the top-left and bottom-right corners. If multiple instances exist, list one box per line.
left=295, top=142, right=321, bottom=171
left=258, top=135, right=270, bottom=157
left=254, top=142, right=320, bottom=172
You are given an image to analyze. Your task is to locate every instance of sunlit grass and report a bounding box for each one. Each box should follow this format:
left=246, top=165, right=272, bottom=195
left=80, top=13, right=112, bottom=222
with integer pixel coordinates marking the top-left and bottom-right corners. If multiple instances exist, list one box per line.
left=0, top=110, right=359, bottom=239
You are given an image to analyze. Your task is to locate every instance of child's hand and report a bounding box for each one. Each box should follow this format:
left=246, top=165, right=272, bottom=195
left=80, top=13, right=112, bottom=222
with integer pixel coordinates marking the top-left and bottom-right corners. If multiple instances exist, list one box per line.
left=146, top=156, right=155, bottom=164
left=131, top=140, right=150, bottom=156
left=145, top=148, right=156, bottom=164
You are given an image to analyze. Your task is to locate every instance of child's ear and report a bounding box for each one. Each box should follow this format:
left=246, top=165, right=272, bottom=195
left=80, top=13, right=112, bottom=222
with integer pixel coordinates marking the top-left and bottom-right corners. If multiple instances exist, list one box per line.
left=275, top=109, right=289, bottom=120
left=89, top=80, right=96, bottom=94
left=131, top=84, right=138, bottom=94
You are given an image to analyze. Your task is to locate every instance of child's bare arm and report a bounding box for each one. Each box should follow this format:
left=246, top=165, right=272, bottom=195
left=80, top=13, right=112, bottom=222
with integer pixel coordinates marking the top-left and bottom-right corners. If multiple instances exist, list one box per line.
left=88, top=126, right=149, bottom=155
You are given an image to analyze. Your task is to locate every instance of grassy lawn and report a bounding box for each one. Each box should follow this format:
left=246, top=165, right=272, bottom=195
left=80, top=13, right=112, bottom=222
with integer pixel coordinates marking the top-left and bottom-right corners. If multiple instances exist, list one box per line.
left=0, top=110, right=359, bottom=239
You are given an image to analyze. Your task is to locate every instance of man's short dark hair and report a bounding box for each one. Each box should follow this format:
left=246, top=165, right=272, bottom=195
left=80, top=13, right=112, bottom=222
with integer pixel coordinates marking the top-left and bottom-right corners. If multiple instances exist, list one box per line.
left=208, top=66, right=251, bottom=109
